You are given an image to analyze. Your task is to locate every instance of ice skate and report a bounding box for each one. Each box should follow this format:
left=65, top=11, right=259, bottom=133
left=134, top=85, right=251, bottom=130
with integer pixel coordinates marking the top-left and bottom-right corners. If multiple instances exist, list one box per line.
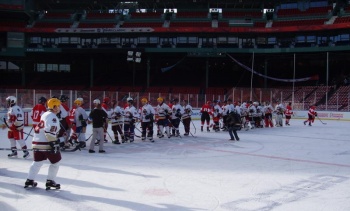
left=112, top=139, right=121, bottom=144
left=207, top=127, right=210, bottom=132
left=8, top=150, right=17, bottom=158
left=23, top=151, right=30, bottom=159
left=24, top=179, right=37, bottom=188
left=95, top=140, right=100, bottom=146
left=201, top=126, right=203, bottom=132
left=46, top=180, right=60, bottom=190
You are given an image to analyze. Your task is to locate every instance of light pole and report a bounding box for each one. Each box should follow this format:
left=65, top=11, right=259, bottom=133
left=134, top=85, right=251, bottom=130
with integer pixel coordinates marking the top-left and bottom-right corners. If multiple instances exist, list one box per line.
left=127, top=51, right=141, bottom=88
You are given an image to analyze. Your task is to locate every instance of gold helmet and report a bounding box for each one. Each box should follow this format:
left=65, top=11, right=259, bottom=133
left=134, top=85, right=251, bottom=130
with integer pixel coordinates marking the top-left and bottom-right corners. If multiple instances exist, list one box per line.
left=157, top=97, right=163, bottom=103
left=74, top=99, right=83, bottom=106
left=141, top=97, right=148, bottom=104
left=47, top=98, right=61, bottom=109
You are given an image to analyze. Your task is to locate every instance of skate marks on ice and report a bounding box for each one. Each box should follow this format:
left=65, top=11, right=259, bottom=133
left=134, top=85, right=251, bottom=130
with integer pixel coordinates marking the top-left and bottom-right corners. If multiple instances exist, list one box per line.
left=221, top=174, right=349, bottom=211
left=0, top=177, right=199, bottom=211
left=94, top=136, right=247, bottom=158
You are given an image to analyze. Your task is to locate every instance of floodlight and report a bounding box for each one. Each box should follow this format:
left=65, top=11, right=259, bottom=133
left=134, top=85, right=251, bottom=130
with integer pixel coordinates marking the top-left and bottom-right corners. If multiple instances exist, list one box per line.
left=127, top=51, right=134, bottom=56
left=135, top=52, right=142, bottom=57
left=135, top=58, right=141, bottom=63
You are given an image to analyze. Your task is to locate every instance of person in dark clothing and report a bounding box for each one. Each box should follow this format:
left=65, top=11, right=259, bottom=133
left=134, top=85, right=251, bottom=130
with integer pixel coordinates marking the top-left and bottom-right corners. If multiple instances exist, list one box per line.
left=226, top=111, right=241, bottom=141
left=88, top=99, right=108, bottom=153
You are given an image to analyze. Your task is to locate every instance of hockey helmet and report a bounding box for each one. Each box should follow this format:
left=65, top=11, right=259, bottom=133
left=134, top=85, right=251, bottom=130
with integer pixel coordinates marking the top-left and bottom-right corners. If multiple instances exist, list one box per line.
left=38, top=96, right=47, bottom=104
left=93, top=99, right=101, bottom=104
left=127, top=97, right=133, bottom=103
left=47, top=98, right=61, bottom=110
left=6, top=96, right=17, bottom=107
left=59, top=95, right=69, bottom=102
left=157, top=97, right=163, bottom=103
left=141, top=97, right=148, bottom=104
left=103, top=97, right=110, bottom=103
left=172, top=98, right=179, bottom=103
left=76, top=97, right=83, bottom=102
left=74, top=99, right=83, bottom=106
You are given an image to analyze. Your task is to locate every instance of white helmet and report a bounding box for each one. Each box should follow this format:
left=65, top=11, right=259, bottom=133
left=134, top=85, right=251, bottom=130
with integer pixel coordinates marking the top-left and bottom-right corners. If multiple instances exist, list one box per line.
left=127, top=97, right=133, bottom=102
left=93, top=99, right=100, bottom=104
left=6, top=96, right=17, bottom=107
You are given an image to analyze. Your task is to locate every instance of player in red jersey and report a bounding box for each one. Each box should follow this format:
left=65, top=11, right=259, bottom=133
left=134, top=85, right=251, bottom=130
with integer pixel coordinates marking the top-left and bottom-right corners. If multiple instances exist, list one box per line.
left=200, top=101, right=213, bottom=132
left=31, top=97, right=47, bottom=128
left=284, top=102, right=293, bottom=126
left=304, top=105, right=317, bottom=126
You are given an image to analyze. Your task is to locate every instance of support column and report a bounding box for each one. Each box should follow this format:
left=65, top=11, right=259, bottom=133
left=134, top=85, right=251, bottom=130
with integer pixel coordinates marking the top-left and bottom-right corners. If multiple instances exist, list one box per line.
left=205, top=59, right=209, bottom=89
left=147, top=58, right=150, bottom=88
left=90, top=57, right=94, bottom=88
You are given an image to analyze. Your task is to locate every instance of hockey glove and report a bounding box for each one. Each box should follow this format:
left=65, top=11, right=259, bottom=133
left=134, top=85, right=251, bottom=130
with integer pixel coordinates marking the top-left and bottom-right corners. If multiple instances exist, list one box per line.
left=175, top=112, right=181, bottom=118
left=49, top=140, right=61, bottom=154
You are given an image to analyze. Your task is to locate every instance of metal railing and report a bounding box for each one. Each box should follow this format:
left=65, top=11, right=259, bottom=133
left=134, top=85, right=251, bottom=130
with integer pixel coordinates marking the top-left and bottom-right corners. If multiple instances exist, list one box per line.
left=0, top=87, right=349, bottom=111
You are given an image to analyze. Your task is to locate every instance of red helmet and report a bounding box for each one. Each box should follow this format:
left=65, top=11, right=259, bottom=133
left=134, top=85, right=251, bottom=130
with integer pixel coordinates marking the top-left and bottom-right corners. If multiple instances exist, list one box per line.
left=103, top=97, right=110, bottom=103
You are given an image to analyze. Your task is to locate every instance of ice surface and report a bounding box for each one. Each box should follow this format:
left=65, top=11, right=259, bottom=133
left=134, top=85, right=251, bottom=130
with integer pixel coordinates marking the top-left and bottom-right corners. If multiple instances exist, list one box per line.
left=1, top=119, right=350, bottom=211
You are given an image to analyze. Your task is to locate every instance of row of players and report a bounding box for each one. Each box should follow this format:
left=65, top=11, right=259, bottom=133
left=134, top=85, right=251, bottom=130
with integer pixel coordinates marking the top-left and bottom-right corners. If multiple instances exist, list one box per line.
left=2, top=94, right=318, bottom=157
left=1, top=95, right=318, bottom=190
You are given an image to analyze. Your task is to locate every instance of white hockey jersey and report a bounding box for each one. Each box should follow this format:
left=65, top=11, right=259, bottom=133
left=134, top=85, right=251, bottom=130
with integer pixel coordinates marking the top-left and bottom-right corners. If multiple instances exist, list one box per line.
left=32, top=111, right=62, bottom=150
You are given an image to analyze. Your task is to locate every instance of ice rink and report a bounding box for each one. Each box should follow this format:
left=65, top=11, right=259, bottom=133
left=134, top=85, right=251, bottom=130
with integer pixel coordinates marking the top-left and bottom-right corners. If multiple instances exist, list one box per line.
left=1, top=119, right=350, bottom=211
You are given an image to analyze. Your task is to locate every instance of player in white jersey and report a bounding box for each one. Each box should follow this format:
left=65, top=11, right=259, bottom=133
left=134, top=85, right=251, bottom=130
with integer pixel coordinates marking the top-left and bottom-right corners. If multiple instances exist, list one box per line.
left=156, top=97, right=172, bottom=138
left=263, top=101, right=274, bottom=127
left=170, top=98, right=184, bottom=137
left=274, top=100, right=285, bottom=127
left=212, top=100, right=223, bottom=132
left=69, top=98, right=88, bottom=146
left=24, top=98, right=65, bottom=190
left=1, top=96, right=29, bottom=158
left=140, top=98, right=155, bottom=142
left=181, top=100, right=193, bottom=136
left=111, top=100, right=124, bottom=144
left=123, top=97, right=139, bottom=143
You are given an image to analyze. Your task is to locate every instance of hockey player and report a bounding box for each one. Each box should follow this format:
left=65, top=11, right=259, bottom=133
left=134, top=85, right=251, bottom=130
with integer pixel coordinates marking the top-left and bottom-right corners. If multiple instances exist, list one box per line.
left=226, top=110, right=241, bottom=141
left=88, top=99, right=108, bottom=153
left=274, top=101, right=284, bottom=127
left=170, top=98, right=184, bottom=137
left=100, top=97, right=112, bottom=144
left=140, top=98, right=155, bottom=142
left=123, top=97, right=139, bottom=142
left=111, top=100, right=124, bottom=144
left=31, top=97, right=47, bottom=128
left=247, top=101, right=257, bottom=129
left=211, top=100, right=223, bottom=132
left=284, top=102, right=294, bottom=126
left=156, top=97, right=172, bottom=138
left=24, top=98, right=65, bottom=189
left=263, top=101, right=274, bottom=127
left=1, top=96, right=30, bottom=159
left=240, top=101, right=251, bottom=130
left=304, top=105, right=317, bottom=126
left=69, top=98, right=88, bottom=147
left=181, top=100, right=193, bottom=136
left=200, top=101, right=212, bottom=132
left=57, top=95, right=70, bottom=139
left=221, top=100, right=228, bottom=131
left=255, top=102, right=264, bottom=128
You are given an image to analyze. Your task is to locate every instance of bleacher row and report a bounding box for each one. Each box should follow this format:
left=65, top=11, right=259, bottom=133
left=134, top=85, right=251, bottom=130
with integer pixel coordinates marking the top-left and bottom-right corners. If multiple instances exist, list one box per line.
left=3, top=5, right=350, bottom=29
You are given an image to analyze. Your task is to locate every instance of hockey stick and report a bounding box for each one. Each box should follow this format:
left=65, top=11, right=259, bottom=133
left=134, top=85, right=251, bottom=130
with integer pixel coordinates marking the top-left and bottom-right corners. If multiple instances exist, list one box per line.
left=2, top=117, right=33, bottom=137
left=316, top=116, right=327, bottom=125
left=180, top=119, right=196, bottom=138
left=0, top=147, right=51, bottom=152
left=190, top=120, right=196, bottom=134
left=25, top=127, right=34, bottom=141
